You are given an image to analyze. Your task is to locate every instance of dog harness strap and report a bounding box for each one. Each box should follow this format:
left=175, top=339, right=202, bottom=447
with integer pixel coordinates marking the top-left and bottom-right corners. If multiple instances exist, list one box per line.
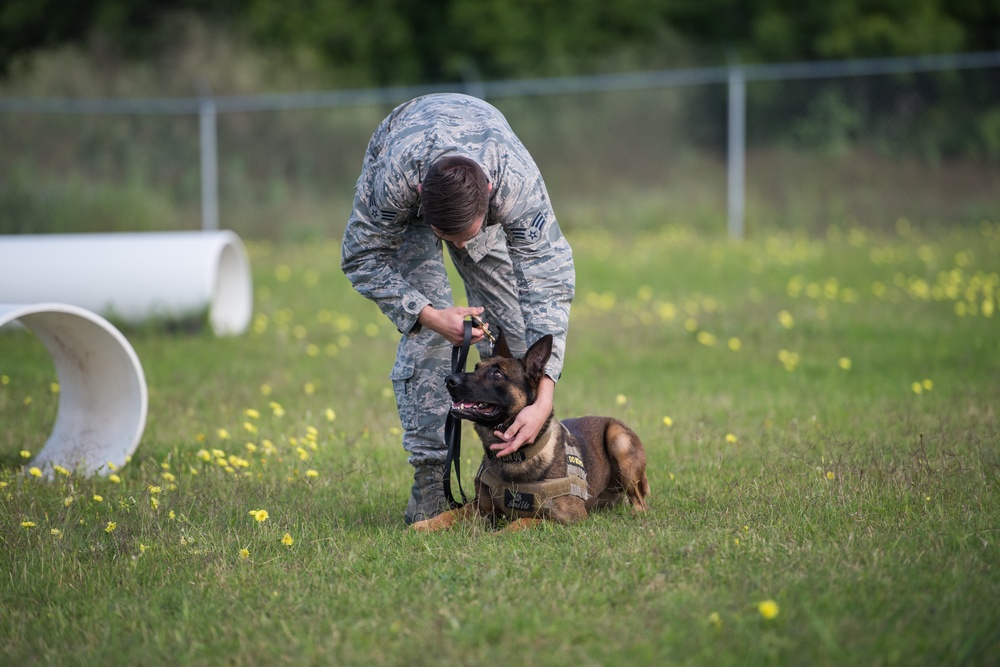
left=479, top=444, right=590, bottom=519
left=443, top=320, right=473, bottom=509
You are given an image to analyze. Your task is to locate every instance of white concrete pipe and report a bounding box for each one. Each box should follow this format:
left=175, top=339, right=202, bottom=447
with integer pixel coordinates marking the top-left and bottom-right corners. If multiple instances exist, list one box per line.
left=0, top=303, right=147, bottom=476
left=0, top=231, right=253, bottom=336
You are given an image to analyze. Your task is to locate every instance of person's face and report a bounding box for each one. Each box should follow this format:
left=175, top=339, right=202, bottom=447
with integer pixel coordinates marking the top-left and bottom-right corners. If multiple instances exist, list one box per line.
left=432, top=216, right=484, bottom=249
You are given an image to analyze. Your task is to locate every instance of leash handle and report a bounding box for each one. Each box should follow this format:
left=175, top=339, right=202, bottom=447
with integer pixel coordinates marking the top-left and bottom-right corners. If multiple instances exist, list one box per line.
left=443, top=319, right=472, bottom=508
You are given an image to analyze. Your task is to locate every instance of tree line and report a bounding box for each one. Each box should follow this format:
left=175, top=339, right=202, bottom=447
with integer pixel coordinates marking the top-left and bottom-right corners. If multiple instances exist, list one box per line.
left=2, top=0, right=998, bottom=83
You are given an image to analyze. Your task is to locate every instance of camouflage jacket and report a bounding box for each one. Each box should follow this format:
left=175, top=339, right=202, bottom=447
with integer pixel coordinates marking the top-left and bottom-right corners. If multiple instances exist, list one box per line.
left=341, top=93, right=575, bottom=380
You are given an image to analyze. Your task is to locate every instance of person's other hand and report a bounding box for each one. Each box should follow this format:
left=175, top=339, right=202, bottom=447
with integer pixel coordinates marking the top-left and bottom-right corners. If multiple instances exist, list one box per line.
left=490, top=376, right=555, bottom=458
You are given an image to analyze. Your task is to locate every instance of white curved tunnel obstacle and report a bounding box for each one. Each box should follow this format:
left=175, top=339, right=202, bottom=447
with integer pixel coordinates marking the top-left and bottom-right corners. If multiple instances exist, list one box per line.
left=0, top=303, right=147, bottom=476
left=0, top=231, right=253, bottom=336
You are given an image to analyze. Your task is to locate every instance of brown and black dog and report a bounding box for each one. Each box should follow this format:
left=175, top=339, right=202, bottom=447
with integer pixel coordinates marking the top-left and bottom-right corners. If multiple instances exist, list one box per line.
left=411, top=331, right=650, bottom=532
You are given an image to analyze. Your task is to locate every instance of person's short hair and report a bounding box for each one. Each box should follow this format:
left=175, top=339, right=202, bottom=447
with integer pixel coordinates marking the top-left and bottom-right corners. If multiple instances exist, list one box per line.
left=421, top=156, right=489, bottom=235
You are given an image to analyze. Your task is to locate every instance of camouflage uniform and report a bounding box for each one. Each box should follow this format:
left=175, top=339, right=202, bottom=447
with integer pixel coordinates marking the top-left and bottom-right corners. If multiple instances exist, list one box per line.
left=341, top=94, right=575, bottom=503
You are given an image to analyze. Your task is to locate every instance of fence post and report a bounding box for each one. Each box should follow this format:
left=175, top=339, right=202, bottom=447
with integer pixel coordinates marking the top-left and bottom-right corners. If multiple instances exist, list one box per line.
left=727, top=64, right=746, bottom=240
left=198, top=94, right=219, bottom=231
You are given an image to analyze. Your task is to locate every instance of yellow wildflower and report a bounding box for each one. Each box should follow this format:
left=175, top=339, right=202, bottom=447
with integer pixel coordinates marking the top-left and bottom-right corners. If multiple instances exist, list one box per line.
left=838, top=357, right=852, bottom=370
left=53, top=465, right=70, bottom=477
left=105, top=521, right=116, bottom=533
left=244, top=408, right=260, bottom=419
left=109, top=474, right=122, bottom=484
left=240, top=548, right=250, bottom=560
left=615, top=394, right=628, bottom=406
left=758, top=600, right=780, bottom=620
left=725, top=434, right=738, bottom=444
left=306, top=469, right=319, bottom=478
left=21, top=521, right=36, bottom=528
left=93, top=495, right=104, bottom=503
left=662, top=416, right=673, bottom=427
left=19, top=450, right=31, bottom=459
left=281, top=533, right=294, bottom=546
left=249, top=509, right=269, bottom=523
left=28, top=467, right=42, bottom=477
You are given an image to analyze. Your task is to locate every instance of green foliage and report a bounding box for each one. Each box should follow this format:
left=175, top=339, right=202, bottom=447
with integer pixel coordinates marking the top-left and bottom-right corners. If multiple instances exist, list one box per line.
left=663, top=0, right=996, bottom=61
left=4, top=0, right=997, bottom=83
left=1, top=222, right=999, bottom=664
left=0, top=168, right=184, bottom=234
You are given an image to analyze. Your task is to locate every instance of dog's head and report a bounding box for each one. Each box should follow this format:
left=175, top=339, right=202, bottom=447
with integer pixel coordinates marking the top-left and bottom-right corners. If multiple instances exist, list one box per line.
left=445, top=330, right=552, bottom=427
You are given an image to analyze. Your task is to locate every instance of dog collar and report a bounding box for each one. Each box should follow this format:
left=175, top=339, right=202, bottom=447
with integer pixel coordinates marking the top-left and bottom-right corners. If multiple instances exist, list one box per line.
left=486, top=428, right=551, bottom=463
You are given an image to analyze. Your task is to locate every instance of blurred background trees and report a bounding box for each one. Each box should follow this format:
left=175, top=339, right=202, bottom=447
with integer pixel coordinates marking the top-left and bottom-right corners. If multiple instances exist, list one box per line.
left=2, top=0, right=998, bottom=84
left=1, top=1, right=997, bottom=238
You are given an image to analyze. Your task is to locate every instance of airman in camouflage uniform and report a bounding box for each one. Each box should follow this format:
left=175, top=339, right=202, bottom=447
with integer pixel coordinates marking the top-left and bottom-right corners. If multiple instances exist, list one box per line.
left=341, top=93, right=575, bottom=524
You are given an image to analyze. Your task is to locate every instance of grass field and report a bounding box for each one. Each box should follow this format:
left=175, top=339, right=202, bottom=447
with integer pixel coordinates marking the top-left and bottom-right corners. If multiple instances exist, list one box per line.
left=2, top=220, right=999, bottom=666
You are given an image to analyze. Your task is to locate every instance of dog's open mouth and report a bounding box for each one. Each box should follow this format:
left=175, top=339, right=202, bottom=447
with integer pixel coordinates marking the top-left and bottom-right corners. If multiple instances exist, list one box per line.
left=450, top=400, right=501, bottom=420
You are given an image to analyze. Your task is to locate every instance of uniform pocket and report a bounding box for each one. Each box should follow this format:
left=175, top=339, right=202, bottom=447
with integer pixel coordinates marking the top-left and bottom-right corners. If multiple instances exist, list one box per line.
left=390, top=355, right=418, bottom=430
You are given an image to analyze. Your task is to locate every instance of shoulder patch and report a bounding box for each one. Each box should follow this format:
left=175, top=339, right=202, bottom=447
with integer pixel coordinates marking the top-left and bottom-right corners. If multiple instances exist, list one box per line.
left=510, top=212, right=546, bottom=242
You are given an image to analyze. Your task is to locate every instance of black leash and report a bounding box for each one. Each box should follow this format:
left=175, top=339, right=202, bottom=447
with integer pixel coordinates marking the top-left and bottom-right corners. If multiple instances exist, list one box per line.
left=442, top=319, right=473, bottom=509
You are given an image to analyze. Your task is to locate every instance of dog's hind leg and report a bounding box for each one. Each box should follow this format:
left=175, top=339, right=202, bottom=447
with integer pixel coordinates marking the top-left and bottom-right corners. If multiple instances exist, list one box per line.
left=606, top=420, right=650, bottom=512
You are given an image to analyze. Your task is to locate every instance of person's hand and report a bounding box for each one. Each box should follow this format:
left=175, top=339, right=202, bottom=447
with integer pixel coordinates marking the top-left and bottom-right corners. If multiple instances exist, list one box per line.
left=418, top=305, right=490, bottom=346
left=491, top=377, right=555, bottom=458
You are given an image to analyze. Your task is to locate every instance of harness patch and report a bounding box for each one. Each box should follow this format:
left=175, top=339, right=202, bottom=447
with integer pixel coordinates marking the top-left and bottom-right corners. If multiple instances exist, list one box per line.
left=505, top=489, right=536, bottom=512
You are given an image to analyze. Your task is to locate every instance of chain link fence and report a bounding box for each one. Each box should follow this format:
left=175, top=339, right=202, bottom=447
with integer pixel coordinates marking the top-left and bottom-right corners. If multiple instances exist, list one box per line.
left=1, top=52, right=998, bottom=239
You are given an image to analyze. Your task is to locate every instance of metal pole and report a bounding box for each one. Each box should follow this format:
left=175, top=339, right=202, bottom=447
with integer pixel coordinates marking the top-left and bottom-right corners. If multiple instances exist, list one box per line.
left=727, top=64, right=746, bottom=240
left=199, top=95, right=219, bottom=231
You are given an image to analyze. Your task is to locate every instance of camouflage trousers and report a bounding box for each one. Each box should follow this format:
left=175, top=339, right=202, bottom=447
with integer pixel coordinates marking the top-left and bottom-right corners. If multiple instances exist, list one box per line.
left=390, top=220, right=527, bottom=466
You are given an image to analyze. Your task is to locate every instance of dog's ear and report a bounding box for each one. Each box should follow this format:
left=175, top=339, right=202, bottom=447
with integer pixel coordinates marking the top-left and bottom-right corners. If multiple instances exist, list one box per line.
left=523, top=334, right=553, bottom=386
left=493, top=327, right=513, bottom=358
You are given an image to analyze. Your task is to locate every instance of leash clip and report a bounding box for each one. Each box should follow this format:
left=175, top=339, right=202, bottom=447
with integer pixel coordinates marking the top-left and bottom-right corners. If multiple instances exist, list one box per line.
left=470, top=314, right=496, bottom=352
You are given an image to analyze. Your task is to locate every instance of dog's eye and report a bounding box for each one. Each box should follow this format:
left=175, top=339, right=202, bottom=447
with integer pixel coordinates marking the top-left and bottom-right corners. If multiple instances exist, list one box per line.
left=490, top=368, right=505, bottom=379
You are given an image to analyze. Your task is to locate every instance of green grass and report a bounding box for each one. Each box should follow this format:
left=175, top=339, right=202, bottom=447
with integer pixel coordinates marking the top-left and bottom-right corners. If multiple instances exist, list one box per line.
left=2, top=222, right=999, bottom=666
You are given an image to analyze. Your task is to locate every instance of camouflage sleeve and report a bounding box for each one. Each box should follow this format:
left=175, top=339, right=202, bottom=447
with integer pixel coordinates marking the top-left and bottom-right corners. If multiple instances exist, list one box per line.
left=341, top=158, right=429, bottom=335
left=495, top=170, right=575, bottom=382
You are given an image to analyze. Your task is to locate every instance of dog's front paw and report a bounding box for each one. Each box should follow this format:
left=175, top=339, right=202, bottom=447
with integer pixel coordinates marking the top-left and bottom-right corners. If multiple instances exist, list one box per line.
left=409, top=510, right=459, bottom=532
